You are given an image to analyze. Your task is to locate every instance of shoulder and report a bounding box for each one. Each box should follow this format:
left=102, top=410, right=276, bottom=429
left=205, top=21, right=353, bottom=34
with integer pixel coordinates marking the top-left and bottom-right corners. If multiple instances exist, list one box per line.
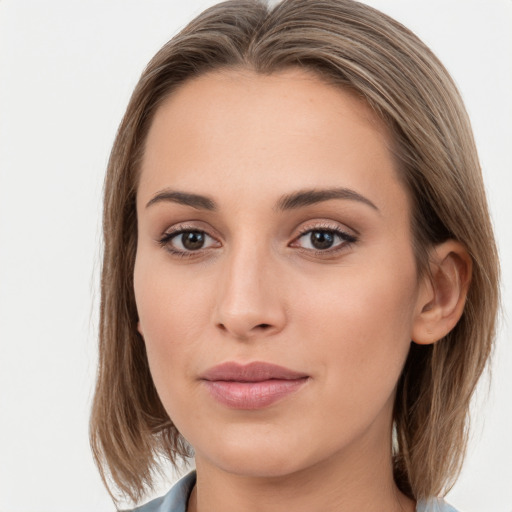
left=417, top=497, right=460, bottom=512
left=129, top=471, right=196, bottom=512
left=128, top=475, right=461, bottom=512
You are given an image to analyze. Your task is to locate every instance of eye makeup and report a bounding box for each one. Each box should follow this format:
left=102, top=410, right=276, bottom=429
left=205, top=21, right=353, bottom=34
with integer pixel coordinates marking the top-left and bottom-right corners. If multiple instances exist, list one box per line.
left=156, top=220, right=358, bottom=260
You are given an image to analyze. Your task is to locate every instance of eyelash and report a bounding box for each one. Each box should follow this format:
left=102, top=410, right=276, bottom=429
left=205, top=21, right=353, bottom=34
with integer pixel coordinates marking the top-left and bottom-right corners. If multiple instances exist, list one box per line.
left=157, top=222, right=358, bottom=259
left=158, top=224, right=219, bottom=259
left=293, top=223, right=358, bottom=256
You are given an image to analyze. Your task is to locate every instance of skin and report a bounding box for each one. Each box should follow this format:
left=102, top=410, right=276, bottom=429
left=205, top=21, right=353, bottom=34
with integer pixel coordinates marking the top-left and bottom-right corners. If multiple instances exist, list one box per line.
left=134, top=68, right=469, bottom=512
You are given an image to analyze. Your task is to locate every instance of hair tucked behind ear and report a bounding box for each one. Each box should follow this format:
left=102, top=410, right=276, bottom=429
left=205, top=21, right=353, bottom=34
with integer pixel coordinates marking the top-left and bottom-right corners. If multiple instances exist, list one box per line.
left=90, top=0, right=499, bottom=506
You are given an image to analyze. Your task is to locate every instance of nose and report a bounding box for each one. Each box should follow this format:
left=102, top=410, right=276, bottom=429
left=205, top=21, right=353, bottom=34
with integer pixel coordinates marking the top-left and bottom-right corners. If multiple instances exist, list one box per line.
left=213, top=242, right=287, bottom=340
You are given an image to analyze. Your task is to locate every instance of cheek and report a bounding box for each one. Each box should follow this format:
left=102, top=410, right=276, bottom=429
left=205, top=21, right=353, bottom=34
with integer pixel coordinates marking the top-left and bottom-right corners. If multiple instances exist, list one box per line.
left=292, top=254, right=418, bottom=398
left=133, top=251, right=210, bottom=394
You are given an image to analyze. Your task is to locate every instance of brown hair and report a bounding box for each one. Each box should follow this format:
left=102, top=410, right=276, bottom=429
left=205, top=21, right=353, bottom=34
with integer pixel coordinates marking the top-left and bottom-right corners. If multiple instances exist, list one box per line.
left=90, top=0, right=500, bottom=505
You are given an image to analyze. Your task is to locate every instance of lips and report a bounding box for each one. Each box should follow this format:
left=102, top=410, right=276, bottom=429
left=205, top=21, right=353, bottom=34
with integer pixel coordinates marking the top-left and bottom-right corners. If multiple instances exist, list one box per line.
left=200, top=361, right=309, bottom=409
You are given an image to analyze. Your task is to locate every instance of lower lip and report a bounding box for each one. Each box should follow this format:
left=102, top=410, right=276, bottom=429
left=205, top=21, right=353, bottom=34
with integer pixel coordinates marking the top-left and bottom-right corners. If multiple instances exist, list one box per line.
left=203, top=378, right=308, bottom=409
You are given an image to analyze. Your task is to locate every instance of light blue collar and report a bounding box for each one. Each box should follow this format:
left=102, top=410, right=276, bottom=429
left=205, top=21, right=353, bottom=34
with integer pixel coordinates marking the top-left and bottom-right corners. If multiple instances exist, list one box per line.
left=133, top=471, right=458, bottom=512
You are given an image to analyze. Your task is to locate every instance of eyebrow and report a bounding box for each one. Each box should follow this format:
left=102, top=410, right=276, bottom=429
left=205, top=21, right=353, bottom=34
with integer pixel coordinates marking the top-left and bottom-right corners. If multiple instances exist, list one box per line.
left=145, top=190, right=216, bottom=210
left=145, top=187, right=379, bottom=212
left=275, top=187, right=379, bottom=212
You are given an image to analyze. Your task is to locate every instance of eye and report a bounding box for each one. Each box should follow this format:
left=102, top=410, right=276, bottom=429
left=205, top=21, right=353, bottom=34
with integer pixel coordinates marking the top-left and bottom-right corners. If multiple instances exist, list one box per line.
left=292, top=227, right=357, bottom=253
left=159, top=228, right=219, bottom=255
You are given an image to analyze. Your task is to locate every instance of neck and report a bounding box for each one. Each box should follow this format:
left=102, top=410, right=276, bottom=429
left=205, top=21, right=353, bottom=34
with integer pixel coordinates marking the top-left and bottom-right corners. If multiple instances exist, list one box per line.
left=187, top=420, right=415, bottom=512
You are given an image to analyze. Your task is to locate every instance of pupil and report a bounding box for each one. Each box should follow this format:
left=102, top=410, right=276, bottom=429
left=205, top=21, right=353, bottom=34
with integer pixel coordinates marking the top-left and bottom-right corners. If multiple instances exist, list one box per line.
left=182, top=231, right=204, bottom=250
left=311, top=231, right=334, bottom=250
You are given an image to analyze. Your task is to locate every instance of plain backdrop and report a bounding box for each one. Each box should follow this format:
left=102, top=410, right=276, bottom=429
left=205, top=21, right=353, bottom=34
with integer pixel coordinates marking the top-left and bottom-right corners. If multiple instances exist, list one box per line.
left=0, top=1, right=511, bottom=511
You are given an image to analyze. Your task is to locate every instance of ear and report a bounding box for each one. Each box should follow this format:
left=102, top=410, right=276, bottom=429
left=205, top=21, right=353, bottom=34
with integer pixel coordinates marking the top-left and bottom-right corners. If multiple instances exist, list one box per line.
left=412, top=240, right=472, bottom=345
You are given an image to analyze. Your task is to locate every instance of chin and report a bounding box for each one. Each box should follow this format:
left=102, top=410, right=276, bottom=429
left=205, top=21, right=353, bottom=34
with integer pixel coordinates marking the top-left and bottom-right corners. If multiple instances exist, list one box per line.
left=193, top=427, right=310, bottom=477
left=213, top=452, right=307, bottom=480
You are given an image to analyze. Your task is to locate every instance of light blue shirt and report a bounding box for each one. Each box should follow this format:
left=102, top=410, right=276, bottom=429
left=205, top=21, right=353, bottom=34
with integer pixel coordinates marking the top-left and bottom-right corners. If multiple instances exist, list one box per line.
left=132, top=471, right=459, bottom=512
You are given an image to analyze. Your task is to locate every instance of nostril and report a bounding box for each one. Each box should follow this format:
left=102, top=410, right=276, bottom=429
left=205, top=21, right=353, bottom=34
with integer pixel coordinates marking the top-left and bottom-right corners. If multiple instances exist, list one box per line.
left=215, top=319, right=278, bottom=337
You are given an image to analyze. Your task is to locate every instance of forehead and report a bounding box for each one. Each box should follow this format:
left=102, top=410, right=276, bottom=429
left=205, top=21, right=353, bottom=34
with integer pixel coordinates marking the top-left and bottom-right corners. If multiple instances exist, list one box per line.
left=145, top=67, right=391, bottom=155
left=138, top=68, right=407, bottom=217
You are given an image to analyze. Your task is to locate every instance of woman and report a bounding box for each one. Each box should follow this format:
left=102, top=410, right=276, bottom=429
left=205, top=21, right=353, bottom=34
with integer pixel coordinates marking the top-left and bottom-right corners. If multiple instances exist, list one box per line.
left=89, top=1, right=499, bottom=511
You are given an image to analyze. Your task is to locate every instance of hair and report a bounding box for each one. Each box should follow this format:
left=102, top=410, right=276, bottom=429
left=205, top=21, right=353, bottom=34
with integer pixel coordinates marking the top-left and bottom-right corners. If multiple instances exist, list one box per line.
left=90, top=0, right=500, bottom=506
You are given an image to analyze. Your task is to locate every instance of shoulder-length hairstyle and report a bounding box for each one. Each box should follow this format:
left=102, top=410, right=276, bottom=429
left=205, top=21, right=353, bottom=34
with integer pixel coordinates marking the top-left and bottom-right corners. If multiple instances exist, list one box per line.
left=90, top=0, right=499, bottom=506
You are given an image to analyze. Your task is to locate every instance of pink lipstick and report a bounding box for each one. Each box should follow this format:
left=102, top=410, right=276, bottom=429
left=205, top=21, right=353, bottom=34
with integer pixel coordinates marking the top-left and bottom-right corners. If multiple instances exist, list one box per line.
left=200, top=361, right=309, bottom=409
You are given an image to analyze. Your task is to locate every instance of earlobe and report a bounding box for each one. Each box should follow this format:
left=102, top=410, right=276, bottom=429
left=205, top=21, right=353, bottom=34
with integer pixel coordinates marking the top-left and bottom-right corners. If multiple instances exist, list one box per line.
left=412, top=240, right=472, bottom=345
left=137, top=321, right=144, bottom=338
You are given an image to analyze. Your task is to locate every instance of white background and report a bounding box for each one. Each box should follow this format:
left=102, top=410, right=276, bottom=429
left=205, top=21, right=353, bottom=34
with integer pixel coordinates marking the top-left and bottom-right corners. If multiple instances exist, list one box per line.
left=0, top=1, right=511, bottom=511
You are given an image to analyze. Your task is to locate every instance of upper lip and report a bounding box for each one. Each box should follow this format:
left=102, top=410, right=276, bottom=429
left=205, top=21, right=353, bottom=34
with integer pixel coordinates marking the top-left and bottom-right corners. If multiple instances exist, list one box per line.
left=200, top=361, right=308, bottom=382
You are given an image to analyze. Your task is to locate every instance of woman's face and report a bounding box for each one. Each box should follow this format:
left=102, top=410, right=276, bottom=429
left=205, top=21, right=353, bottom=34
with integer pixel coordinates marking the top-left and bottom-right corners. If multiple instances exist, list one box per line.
left=134, top=69, right=427, bottom=479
